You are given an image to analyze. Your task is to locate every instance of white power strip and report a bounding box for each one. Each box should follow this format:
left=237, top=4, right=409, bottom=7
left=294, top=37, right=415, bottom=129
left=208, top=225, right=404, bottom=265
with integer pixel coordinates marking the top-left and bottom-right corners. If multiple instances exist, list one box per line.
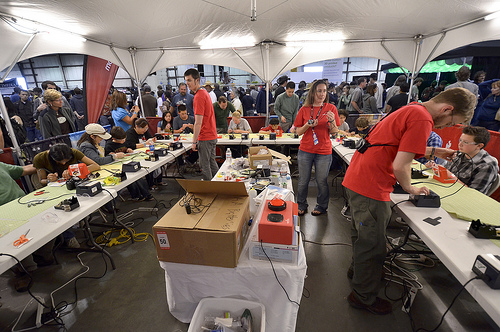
left=35, top=300, right=45, bottom=328
left=402, top=287, right=418, bottom=313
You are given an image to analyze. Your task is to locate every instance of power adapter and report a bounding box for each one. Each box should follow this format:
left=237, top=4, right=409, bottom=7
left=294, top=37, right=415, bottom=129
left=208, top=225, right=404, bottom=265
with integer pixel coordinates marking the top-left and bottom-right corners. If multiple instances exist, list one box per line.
left=185, top=205, right=191, bottom=214
left=402, top=287, right=418, bottom=313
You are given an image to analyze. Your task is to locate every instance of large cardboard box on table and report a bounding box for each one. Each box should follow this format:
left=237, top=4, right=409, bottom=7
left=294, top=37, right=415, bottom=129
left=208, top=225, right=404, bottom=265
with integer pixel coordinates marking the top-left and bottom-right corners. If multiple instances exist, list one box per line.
left=248, top=146, right=273, bottom=169
left=153, top=179, right=251, bottom=268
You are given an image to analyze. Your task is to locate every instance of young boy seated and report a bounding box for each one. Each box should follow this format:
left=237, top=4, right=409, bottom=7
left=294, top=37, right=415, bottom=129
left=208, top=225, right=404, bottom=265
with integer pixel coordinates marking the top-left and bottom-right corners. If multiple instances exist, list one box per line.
left=337, top=109, right=350, bottom=136
left=445, top=126, right=499, bottom=194
left=350, top=117, right=372, bottom=138
left=228, top=111, right=252, bottom=134
left=259, top=117, right=283, bottom=134
left=105, top=126, right=153, bottom=201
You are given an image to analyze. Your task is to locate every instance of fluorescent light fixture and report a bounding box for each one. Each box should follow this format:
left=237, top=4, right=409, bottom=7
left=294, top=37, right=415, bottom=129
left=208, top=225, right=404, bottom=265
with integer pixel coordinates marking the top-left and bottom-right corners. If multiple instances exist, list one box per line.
left=485, top=11, right=500, bottom=20
left=40, top=30, right=87, bottom=43
left=286, top=40, right=345, bottom=48
left=199, top=36, right=255, bottom=49
left=304, top=66, right=323, bottom=73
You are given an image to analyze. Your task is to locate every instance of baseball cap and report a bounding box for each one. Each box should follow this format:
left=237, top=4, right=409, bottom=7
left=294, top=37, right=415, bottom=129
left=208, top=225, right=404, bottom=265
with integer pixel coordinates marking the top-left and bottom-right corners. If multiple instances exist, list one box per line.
left=85, top=123, right=111, bottom=140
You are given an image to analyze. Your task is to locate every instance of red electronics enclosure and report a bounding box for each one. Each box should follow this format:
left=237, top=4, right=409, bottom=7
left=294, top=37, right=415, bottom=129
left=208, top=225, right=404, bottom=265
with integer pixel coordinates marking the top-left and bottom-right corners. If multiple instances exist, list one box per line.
left=258, top=199, right=295, bottom=245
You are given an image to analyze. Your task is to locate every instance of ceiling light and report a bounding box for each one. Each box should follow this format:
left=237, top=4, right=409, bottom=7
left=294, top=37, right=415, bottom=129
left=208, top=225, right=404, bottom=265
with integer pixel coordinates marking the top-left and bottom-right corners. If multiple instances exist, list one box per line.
left=485, top=11, right=500, bottom=20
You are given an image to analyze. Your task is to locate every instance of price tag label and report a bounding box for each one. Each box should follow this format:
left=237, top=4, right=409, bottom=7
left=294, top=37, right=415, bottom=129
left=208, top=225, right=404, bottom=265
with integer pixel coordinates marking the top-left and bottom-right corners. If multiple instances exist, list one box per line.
left=156, top=231, right=170, bottom=250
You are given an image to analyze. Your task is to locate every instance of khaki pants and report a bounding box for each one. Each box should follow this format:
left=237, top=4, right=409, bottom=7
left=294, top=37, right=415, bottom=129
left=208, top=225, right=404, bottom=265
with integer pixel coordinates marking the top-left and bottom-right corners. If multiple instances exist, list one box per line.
left=346, top=188, right=391, bottom=305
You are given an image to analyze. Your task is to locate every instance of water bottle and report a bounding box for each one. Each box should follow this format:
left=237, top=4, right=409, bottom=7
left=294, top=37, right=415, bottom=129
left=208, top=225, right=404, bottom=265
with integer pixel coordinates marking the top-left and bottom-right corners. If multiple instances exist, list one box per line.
left=226, top=148, right=232, bottom=164
left=149, top=143, right=155, bottom=153
left=248, top=188, right=257, bottom=218
left=280, top=163, right=287, bottom=177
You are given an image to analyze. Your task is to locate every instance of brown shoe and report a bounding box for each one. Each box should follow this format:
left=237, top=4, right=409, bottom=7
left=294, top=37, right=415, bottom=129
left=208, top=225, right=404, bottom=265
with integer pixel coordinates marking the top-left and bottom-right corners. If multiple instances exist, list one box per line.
left=347, top=291, right=392, bottom=315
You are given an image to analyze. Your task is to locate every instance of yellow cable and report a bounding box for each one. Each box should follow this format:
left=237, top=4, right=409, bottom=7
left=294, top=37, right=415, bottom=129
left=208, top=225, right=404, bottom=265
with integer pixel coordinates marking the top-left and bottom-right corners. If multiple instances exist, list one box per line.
left=95, top=228, right=154, bottom=247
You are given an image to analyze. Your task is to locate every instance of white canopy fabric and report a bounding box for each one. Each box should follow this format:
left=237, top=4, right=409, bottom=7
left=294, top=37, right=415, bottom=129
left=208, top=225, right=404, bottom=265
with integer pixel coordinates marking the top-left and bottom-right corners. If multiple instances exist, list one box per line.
left=1, top=0, right=500, bottom=83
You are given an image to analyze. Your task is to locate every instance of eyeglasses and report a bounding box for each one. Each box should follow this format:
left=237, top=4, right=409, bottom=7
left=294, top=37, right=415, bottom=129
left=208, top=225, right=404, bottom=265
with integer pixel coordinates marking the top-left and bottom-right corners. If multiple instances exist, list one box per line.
left=458, top=139, right=477, bottom=145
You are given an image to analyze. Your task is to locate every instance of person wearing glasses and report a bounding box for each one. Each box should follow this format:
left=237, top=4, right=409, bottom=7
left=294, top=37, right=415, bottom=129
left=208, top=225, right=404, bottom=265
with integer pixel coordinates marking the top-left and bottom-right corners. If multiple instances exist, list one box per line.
left=445, top=126, right=499, bottom=194
left=342, top=87, right=476, bottom=315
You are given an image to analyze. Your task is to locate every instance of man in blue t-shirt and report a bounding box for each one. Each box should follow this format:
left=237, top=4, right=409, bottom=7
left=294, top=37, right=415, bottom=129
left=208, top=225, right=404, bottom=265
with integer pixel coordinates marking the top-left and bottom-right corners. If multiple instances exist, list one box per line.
left=173, top=105, right=195, bottom=134
left=170, top=83, right=194, bottom=117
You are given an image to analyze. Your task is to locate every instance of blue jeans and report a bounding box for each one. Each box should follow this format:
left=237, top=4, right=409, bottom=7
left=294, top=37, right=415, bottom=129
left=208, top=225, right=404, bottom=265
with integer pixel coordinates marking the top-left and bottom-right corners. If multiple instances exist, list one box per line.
left=26, top=126, right=43, bottom=142
left=297, top=150, right=332, bottom=213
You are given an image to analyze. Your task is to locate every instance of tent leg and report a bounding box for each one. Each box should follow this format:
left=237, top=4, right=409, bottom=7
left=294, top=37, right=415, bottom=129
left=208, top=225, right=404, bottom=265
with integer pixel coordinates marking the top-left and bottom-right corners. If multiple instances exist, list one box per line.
left=0, top=33, right=37, bottom=83
left=407, top=35, right=423, bottom=104
left=129, top=48, right=145, bottom=117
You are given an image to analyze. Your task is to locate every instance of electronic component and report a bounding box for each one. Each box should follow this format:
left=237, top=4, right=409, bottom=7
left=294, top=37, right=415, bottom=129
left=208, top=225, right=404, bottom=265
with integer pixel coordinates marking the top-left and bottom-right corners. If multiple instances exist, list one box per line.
left=259, top=199, right=294, bottom=245
left=473, top=254, right=500, bottom=289
left=66, top=176, right=82, bottom=190
left=411, top=169, right=429, bottom=179
left=294, top=133, right=299, bottom=139
left=241, top=133, right=249, bottom=139
left=392, top=183, right=408, bottom=194
left=154, top=133, right=170, bottom=140
left=54, top=196, right=80, bottom=211
left=122, top=161, right=141, bottom=172
left=228, top=134, right=235, bottom=140
left=409, top=190, right=440, bottom=208
left=169, top=142, right=183, bottom=151
left=343, top=139, right=356, bottom=149
left=154, top=148, right=168, bottom=157
left=269, top=132, right=276, bottom=140
left=68, top=163, right=90, bottom=179
left=76, top=181, right=103, bottom=197
left=469, top=220, right=500, bottom=239
left=259, top=134, right=264, bottom=140
left=146, top=154, right=159, bottom=162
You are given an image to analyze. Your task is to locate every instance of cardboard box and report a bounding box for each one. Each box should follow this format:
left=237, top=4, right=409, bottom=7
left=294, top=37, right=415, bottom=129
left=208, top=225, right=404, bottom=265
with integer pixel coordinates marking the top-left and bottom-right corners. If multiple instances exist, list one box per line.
left=249, top=146, right=273, bottom=169
left=153, top=179, right=251, bottom=268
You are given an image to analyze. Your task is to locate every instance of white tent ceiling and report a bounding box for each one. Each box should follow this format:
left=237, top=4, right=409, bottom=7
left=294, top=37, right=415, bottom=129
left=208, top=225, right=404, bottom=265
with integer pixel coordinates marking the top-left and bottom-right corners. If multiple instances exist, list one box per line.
left=1, top=0, right=500, bottom=82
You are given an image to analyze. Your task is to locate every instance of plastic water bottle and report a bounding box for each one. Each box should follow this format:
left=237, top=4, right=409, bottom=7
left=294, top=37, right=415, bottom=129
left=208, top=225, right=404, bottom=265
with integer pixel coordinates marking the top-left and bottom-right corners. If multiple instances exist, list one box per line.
left=280, top=163, right=287, bottom=177
left=149, top=143, right=155, bottom=153
left=226, top=148, right=232, bottom=164
left=248, top=188, right=257, bottom=218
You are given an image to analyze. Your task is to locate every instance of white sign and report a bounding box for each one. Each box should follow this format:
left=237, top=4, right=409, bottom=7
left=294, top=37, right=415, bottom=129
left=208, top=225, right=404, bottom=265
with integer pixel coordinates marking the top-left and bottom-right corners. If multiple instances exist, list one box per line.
left=322, top=59, right=343, bottom=84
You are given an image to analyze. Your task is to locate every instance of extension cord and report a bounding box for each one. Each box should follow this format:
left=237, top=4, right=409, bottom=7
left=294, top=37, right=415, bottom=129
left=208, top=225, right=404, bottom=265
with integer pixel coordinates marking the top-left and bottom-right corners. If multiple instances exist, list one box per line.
left=402, top=287, right=418, bottom=313
left=35, top=300, right=45, bottom=328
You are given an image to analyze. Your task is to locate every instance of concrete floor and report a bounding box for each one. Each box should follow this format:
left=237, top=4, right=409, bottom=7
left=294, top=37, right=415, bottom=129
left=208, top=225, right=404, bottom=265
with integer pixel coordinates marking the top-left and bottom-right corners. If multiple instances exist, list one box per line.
left=0, top=164, right=498, bottom=332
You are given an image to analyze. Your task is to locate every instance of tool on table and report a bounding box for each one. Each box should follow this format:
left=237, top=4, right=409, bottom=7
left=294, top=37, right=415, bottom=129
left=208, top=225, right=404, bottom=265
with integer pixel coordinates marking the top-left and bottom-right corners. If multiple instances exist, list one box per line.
left=34, top=190, right=48, bottom=196
left=14, top=229, right=31, bottom=248
left=27, top=199, right=46, bottom=207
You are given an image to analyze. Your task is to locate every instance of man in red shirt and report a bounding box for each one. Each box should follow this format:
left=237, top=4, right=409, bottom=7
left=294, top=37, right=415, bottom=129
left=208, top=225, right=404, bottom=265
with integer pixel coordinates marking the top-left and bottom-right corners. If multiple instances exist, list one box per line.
left=184, top=68, right=218, bottom=180
left=342, top=88, right=476, bottom=315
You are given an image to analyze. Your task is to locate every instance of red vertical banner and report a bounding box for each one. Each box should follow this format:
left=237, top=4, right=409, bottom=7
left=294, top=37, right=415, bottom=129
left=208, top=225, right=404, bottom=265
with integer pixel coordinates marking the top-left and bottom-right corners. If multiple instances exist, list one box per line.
left=84, top=56, right=119, bottom=124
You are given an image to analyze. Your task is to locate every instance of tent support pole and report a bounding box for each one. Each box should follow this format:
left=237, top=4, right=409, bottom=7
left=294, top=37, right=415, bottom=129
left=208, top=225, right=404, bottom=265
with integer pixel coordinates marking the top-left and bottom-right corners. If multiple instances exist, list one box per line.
left=408, top=35, right=423, bottom=104
left=0, top=33, right=37, bottom=83
left=129, top=48, right=145, bottom=117
left=380, top=40, right=409, bottom=78
left=109, top=46, right=134, bottom=79
left=273, top=48, right=302, bottom=83
left=232, top=48, right=260, bottom=79
left=143, top=50, right=165, bottom=82
left=265, top=44, right=270, bottom=125
left=0, top=91, right=29, bottom=188
left=417, top=32, right=447, bottom=74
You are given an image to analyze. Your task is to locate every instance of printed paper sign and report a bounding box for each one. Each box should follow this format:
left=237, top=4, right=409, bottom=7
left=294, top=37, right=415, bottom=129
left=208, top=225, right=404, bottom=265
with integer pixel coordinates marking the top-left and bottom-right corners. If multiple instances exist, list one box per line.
left=156, top=231, right=170, bottom=250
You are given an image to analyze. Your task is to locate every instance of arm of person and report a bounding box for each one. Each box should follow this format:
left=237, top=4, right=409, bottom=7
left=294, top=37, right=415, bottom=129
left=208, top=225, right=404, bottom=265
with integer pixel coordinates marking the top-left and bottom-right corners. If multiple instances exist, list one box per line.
left=351, top=100, right=362, bottom=113
left=79, top=143, right=114, bottom=166
left=393, top=151, right=429, bottom=195
left=425, top=147, right=455, bottom=161
left=192, top=114, right=203, bottom=151
left=467, top=164, right=497, bottom=194
left=22, top=164, right=37, bottom=176
left=121, top=106, right=139, bottom=125
left=81, top=155, right=100, bottom=173
left=0, top=128, right=4, bottom=149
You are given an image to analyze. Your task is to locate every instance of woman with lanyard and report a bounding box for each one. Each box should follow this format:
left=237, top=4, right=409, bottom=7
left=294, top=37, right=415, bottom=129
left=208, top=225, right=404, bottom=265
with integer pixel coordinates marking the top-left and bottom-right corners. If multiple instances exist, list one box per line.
left=39, top=89, right=76, bottom=140
left=294, top=80, right=340, bottom=216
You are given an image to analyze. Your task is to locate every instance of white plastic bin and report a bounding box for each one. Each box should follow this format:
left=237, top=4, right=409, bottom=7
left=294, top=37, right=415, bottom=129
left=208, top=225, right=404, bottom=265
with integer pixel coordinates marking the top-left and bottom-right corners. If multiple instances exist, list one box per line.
left=188, top=297, right=266, bottom=332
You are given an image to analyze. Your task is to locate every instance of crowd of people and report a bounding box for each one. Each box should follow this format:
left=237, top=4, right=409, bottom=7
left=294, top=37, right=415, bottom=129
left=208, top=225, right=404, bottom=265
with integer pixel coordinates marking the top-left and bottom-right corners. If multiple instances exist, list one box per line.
left=1, top=65, right=499, bottom=313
